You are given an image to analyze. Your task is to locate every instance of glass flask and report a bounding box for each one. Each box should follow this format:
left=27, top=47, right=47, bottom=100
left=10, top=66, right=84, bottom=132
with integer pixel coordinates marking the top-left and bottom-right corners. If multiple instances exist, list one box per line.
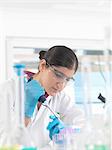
left=0, top=64, right=37, bottom=150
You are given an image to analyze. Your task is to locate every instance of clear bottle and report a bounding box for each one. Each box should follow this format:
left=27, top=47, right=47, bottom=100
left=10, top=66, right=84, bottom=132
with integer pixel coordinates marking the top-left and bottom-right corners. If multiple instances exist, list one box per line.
left=0, top=64, right=37, bottom=150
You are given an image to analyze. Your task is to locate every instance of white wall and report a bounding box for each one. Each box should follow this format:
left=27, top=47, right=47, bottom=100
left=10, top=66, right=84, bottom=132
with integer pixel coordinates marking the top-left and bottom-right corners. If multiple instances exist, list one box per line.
left=1, top=8, right=107, bottom=39
left=0, top=4, right=110, bottom=82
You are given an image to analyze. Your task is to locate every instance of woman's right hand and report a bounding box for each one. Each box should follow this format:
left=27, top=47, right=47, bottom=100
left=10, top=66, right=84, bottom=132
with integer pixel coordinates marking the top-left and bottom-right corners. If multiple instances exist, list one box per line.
left=47, top=115, right=65, bottom=140
left=24, top=79, right=45, bottom=118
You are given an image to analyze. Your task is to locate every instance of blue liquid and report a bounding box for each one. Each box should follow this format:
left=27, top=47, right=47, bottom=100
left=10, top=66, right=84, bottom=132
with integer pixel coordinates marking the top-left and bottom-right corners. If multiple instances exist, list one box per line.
left=22, top=147, right=37, bottom=150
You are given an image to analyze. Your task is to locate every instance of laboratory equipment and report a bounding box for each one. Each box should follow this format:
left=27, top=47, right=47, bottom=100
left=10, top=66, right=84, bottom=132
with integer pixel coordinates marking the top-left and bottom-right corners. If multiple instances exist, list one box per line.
left=103, top=99, right=112, bottom=150
left=13, top=64, right=37, bottom=149
left=42, top=102, right=61, bottom=120
left=83, top=50, right=111, bottom=150
left=103, top=50, right=112, bottom=150
left=81, top=58, right=92, bottom=116
left=52, top=126, right=81, bottom=150
left=85, top=127, right=109, bottom=150
left=80, top=58, right=109, bottom=150
left=0, top=79, right=20, bottom=149
left=38, top=95, right=61, bottom=121
left=0, top=64, right=37, bottom=149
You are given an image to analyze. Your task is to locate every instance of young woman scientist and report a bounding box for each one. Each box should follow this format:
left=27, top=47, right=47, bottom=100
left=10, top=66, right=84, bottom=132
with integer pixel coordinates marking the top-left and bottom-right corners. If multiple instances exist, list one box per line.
left=24, top=45, right=85, bottom=149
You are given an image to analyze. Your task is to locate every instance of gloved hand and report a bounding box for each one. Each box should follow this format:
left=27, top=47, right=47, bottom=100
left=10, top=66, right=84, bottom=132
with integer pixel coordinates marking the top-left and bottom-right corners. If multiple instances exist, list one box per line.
left=24, top=79, right=45, bottom=118
left=47, top=115, right=65, bottom=140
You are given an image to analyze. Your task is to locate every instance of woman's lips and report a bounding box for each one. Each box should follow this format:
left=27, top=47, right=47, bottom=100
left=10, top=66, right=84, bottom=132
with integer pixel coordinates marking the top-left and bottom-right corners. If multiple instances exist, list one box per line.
left=52, top=87, right=59, bottom=93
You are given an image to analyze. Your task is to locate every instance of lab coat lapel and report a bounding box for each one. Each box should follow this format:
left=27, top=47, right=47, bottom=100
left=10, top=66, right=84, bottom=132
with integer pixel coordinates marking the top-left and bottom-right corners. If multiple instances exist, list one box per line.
left=33, top=96, right=52, bottom=123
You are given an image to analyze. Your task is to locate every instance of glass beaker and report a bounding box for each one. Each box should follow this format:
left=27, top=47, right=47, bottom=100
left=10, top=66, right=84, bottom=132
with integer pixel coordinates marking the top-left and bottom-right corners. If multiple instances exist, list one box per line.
left=52, top=126, right=81, bottom=150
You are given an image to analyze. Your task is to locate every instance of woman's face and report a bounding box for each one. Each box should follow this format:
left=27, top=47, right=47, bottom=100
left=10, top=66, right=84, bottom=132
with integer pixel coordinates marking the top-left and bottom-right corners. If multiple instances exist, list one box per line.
left=39, top=60, right=75, bottom=96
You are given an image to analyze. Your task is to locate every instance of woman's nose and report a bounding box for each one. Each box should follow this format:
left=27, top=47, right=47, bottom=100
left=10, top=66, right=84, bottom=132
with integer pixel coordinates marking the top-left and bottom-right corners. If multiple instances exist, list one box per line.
left=56, top=82, right=65, bottom=90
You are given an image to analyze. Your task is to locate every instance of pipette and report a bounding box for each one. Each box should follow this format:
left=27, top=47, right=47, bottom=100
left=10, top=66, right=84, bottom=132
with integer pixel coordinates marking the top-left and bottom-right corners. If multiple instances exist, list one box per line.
left=38, top=95, right=61, bottom=121
left=42, top=102, right=61, bottom=119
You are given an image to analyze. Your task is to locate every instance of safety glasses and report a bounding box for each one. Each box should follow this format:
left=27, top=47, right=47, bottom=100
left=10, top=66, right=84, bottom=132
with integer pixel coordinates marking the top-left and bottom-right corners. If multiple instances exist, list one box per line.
left=46, top=62, right=75, bottom=83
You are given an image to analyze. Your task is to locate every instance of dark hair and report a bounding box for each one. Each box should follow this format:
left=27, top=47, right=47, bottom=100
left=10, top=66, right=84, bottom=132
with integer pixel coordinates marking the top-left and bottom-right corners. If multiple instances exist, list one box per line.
left=39, top=50, right=46, bottom=60
left=44, top=45, right=78, bottom=72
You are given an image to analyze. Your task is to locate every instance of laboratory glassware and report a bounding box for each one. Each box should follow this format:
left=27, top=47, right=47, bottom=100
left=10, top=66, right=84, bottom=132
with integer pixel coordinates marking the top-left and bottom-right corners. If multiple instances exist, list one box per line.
left=0, top=64, right=37, bottom=150
left=13, top=63, right=37, bottom=149
left=42, top=102, right=61, bottom=120
left=52, top=126, right=81, bottom=150
left=84, top=50, right=110, bottom=150
left=85, top=126, right=109, bottom=150
left=80, top=57, right=93, bottom=129
left=103, top=50, right=112, bottom=150
left=0, top=79, right=20, bottom=149
left=38, top=95, right=61, bottom=120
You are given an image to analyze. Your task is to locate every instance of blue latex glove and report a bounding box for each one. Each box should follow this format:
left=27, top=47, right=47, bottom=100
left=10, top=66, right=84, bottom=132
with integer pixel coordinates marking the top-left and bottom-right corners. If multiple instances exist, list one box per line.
left=47, top=115, right=65, bottom=140
left=24, top=79, right=45, bottom=118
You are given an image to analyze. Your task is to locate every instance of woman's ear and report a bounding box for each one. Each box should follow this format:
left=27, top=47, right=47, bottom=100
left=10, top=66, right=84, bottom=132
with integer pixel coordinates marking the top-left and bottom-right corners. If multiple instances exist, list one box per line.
left=38, top=59, right=46, bottom=72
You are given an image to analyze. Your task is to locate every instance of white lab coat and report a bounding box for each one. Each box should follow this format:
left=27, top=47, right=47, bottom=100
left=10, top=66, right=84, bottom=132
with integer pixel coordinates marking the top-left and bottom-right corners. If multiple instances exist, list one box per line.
left=0, top=79, right=85, bottom=149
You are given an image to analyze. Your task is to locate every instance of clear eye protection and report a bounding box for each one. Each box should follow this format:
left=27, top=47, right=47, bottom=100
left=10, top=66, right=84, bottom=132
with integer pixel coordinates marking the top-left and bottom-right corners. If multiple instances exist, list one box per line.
left=46, top=62, right=75, bottom=83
